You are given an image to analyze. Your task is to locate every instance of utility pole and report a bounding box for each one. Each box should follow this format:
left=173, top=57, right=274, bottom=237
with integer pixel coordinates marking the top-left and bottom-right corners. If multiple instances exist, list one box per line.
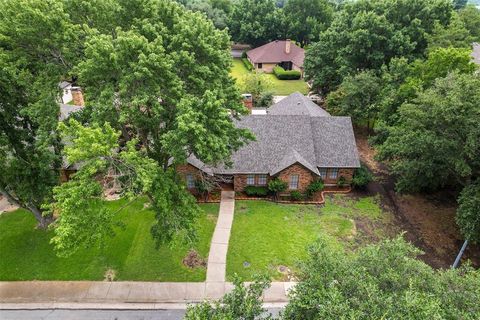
left=452, top=240, right=468, bottom=269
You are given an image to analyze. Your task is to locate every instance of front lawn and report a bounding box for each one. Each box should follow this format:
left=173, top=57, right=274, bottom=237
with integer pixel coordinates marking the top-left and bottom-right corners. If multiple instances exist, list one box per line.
left=226, top=195, right=387, bottom=280
left=0, top=199, right=219, bottom=281
left=230, top=59, right=309, bottom=95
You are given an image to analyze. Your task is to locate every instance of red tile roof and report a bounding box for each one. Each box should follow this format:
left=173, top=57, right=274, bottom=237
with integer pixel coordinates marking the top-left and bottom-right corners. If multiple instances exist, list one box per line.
left=246, top=40, right=304, bottom=67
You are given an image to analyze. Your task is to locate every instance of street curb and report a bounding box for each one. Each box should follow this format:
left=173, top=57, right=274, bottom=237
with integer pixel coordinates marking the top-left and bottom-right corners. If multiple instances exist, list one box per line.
left=0, top=302, right=288, bottom=310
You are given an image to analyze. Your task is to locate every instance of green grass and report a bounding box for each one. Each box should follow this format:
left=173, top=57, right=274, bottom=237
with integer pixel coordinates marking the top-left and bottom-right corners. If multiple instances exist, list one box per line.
left=0, top=199, right=219, bottom=281
left=230, top=59, right=309, bottom=95
left=226, top=196, right=384, bottom=280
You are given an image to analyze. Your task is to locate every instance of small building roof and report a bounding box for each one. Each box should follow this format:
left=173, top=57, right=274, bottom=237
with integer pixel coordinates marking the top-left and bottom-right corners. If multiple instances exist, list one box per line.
left=59, top=81, right=71, bottom=89
left=267, top=92, right=330, bottom=117
left=246, top=40, right=305, bottom=67
left=473, top=43, right=480, bottom=65
left=59, top=103, right=83, bottom=121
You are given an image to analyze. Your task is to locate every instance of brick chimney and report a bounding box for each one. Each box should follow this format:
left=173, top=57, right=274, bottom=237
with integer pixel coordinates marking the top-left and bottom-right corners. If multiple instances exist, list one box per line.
left=285, top=39, right=291, bottom=54
left=241, top=93, right=253, bottom=114
left=71, top=87, right=84, bottom=106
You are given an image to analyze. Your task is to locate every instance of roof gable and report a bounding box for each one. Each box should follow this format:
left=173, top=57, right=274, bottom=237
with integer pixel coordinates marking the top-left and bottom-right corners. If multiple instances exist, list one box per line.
left=268, top=92, right=330, bottom=117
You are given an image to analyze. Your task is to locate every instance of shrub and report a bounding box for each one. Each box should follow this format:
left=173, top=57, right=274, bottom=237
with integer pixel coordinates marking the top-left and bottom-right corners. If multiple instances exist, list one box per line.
left=306, top=179, right=324, bottom=199
left=337, top=176, right=346, bottom=187
left=290, top=190, right=303, bottom=201
left=241, top=51, right=247, bottom=59
left=242, top=58, right=253, bottom=71
left=244, top=185, right=268, bottom=197
left=268, top=178, right=288, bottom=201
left=273, top=66, right=301, bottom=80
left=352, top=165, right=374, bottom=189
left=256, top=91, right=273, bottom=108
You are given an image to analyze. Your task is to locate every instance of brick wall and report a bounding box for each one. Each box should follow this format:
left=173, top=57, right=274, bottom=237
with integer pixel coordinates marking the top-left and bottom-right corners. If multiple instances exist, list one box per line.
left=176, top=164, right=202, bottom=191
left=277, top=163, right=315, bottom=192
left=234, top=174, right=270, bottom=192
left=322, top=168, right=355, bottom=185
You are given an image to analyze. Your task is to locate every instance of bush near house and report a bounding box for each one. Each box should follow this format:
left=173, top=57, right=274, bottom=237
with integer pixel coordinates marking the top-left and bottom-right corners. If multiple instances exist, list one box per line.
left=268, top=178, right=288, bottom=200
left=305, top=180, right=325, bottom=199
left=242, top=58, right=253, bottom=71
left=244, top=186, right=268, bottom=197
left=290, top=190, right=303, bottom=201
left=352, top=165, right=373, bottom=189
left=337, top=176, right=347, bottom=187
left=273, top=66, right=301, bottom=80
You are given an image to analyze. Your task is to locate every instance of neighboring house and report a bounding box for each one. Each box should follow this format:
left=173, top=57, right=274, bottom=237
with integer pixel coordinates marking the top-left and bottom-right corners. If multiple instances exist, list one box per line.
left=58, top=81, right=85, bottom=106
left=246, top=40, right=305, bottom=77
left=473, top=42, right=480, bottom=65
left=59, top=81, right=73, bottom=104
left=178, top=92, right=360, bottom=194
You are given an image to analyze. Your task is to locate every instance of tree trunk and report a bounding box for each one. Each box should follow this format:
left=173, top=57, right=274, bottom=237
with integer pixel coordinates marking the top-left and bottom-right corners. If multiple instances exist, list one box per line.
left=0, top=187, right=53, bottom=229
left=26, top=204, right=53, bottom=229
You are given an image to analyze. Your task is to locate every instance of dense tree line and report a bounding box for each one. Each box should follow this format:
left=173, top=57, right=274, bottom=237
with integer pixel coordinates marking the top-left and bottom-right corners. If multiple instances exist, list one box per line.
left=302, top=0, right=480, bottom=244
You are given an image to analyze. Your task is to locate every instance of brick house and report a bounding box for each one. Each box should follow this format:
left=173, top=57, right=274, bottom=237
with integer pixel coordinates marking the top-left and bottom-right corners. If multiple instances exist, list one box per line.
left=246, top=40, right=305, bottom=77
left=179, top=92, right=360, bottom=194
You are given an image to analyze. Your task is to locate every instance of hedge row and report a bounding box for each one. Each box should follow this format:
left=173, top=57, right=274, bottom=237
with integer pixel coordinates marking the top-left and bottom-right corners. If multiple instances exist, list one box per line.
left=242, top=58, right=253, bottom=71
left=273, top=66, right=301, bottom=80
left=244, top=185, right=268, bottom=196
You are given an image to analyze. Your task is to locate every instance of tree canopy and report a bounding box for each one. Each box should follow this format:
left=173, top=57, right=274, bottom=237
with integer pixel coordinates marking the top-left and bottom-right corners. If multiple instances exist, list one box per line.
left=304, top=0, right=453, bottom=93
left=284, top=236, right=480, bottom=319
left=377, top=72, right=480, bottom=193
left=0, top=0, right=253, bottom=255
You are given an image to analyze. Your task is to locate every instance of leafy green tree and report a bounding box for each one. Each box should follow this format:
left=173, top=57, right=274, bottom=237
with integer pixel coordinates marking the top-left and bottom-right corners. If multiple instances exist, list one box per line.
left=377, top=72, right=480, bottom=192
left=305, top=10, right=413, bottom=92
left=0, top=0, right=79, bottom=228
left=283, top=236, right=480, bottom=319
left=184, top=275, right=272, bottom=319
left=179, top=0, right=231, bottom=29
left=283, top=0, right=334, bottom=47
left=409, top=47, right=477, bottom=87
left=456, top=181, right=480, bottom=244
left=427, top=12, right=474, bottom=50
left=228, top=0, right=281, bottom=46
left=240, top=72, right=273, bottom=107
left=52, top=0, right=253, bottom=254
left=326, top=70, right=382, bottom=128
left=305, top=0, right=452, bottom=93
left=458, top=4, right=480, bottom=41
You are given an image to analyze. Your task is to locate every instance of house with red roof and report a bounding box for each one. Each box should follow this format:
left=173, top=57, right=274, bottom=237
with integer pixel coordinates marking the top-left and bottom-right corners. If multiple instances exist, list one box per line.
left=246, top=40, right=305, bottom=77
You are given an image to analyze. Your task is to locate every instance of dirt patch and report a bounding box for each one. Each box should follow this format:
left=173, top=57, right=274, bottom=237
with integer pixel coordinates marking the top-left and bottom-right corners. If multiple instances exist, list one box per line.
left=355, top=129, right=480, bottom=268
left=182, top=250, right=207, bottom=269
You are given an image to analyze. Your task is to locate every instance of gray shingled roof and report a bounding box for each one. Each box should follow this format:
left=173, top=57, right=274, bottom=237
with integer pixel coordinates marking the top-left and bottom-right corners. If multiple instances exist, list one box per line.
left=187, top=92, right=360, bottom=175
left=268, top=92, right=330, bottom=117
left=59, top=103, right=83, bottom=121
left=473, top=43, right=480, bottom=65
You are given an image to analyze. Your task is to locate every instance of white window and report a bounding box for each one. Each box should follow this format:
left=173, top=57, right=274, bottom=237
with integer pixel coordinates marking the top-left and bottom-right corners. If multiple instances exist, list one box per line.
left=289, top=175, right=299, bottom=190
left=247, top=174, right=255, bottom=185
left=186, top=174, right=195, bottom=189
left=258, top=175, right=267, bottom=185
left=329, top=168, right=339, bottom=179
left=319, top=168, right=327, bottom=179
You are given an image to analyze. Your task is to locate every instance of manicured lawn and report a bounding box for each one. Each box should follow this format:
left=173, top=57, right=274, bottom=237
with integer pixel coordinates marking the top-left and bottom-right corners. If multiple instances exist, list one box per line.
left=0, top=199, right=219, bottom=281
left=226, top=195, right=384, bottom=280
left=230, top=59, right=309, bottom=95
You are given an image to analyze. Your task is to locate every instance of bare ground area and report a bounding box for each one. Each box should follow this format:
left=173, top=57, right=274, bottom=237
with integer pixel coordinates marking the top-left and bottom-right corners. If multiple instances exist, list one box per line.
left=355, top=128, right=480, bottom=268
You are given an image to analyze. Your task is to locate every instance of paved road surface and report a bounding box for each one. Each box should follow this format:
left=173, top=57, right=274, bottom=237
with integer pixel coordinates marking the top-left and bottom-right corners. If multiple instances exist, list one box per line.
left=0, top=308, right=282, bottom=319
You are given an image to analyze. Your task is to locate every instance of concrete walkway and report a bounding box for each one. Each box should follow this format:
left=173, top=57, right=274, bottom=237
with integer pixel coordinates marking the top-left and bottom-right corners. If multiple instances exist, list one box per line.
left=206, top=191, right=235, bottom=283
left=0, top=281, right=295, bottom=306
